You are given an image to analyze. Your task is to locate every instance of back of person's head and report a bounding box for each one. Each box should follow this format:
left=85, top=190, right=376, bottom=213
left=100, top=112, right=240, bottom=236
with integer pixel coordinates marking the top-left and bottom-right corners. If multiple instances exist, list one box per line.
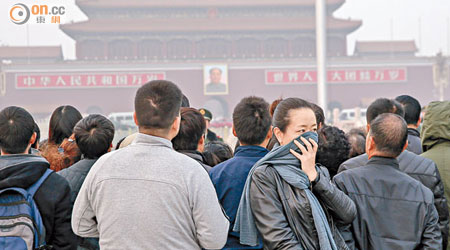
left=273, top=98, right=313, bottom=132
left=0, top=106, right=35, bottom=154
left=31, top=122, right=41, bottom=149
left=134, top=80, right=182, bottom=132
left=369, top=113, right=408, bottom=158
left=172, top=107, right=206, bottom=151
left=181, top=94, right=190, bottom=108
left=204, top=141, right=233, bottom=164
left=233, top=96, right=271, bottom=146
left=347, top=129, right=366, bottom=158
left=203, top=150, right=221, bottom=167
left=395, top=95, right=421, bottom=125
left=49, top=105, right=82, bottom=145
left=366, top=98, right=404, bottom=124
left=316, top=126, right=350, bottom=178
left=73, top=114, right=115, bottom=159
left=269, top=98, right=283, bottom=117
left=310, top=103, right=325, bottom=128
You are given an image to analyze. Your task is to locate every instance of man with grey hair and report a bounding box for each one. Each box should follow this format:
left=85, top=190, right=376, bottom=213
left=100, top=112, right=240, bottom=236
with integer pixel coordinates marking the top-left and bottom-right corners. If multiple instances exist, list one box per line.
left=334, top=113, right=441, bottom=249
left=338, top=98, right=449, bottom=247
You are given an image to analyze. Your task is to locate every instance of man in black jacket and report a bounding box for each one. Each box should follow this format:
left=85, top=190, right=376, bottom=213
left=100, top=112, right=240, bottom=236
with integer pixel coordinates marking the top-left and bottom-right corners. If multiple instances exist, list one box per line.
left=395, top=95, right=423, bottom=154
left=59, top=114, right=115, bottom=250
left=172, top=107, right=212, bottom=172
left=338, top=98, right=449, bottom=248
left=0, top=106, right=77, bottom=250
left=334, top=113, right=442, bottom=249
left=59, top=114, right=115, bottom=203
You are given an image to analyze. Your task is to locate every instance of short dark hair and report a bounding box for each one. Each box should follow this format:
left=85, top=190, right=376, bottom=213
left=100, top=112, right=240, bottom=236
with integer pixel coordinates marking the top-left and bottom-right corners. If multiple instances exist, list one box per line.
left=395, top=95, right=421, bottom=125
left=0, top=106, right=35, bottom=154
left=273, top=98, right=313, bottom=132
left=73, top=114, right=115, bottom=159
left=49, top=105, right=82, bottom=145
left=233, top=96, right=271, bottom=145
left=181, top=94, right=190, bottom=108
left=369, top=113, right=408, bottom=157
left=366, top=98, right=404, bottom=123
left=310, top=103, right=325, bottom=127
left=172, top=108, right=206, bottom=151
left=134, top=80, right=182, bottom=130
left=31, top=122, right=40, bottom=149
left=316, top=126, right=350, bottom=178
left=205, top=141, right=233, bottom=164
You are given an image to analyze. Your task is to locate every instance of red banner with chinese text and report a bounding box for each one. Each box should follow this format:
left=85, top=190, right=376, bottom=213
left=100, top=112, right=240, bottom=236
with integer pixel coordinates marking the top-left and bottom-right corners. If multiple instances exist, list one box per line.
left=266, top=68, right=407, bottom=85
left=15, top=72, right=166, bottom=89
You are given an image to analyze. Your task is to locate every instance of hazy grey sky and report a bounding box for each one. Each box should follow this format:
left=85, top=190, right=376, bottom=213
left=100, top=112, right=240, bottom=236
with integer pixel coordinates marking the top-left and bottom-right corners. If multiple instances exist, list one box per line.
left=1, top=0, right=449, bottom=59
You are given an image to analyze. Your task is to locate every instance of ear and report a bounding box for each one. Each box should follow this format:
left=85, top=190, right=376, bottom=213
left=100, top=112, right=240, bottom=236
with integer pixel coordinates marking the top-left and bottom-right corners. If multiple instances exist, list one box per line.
left=416, top=117, right=422, bottom=128
left=133, top=112, right=139, bottom=126
left=172, top=115, right=181, bottom=134
left=273, top=127, right=283, bottom=145
left=29, top=132, right=37, bottom=146
left=198, top=134, right=205, bottom=152
left=266, top=126, right=273, bottom=140
left=366, top=134, right=375, bottom=159
left=232, top=125, right=237, bottom=137
left=366, top=124, right=370, bottom=134
left=108, top=143, right=113, bottom=152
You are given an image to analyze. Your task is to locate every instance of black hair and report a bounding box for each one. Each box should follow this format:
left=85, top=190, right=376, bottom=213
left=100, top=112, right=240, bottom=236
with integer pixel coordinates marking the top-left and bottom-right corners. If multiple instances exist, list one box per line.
left=204, top=141, right=233, bottom=164
left=233, top=96, right=271, bottom=145
left=49, top=105, right=82, bottom=145
left=347, top=129, right=366, bottom=158
left=273, top=98, right=313, bottom=132
left=369, top=113, right=408, bottom=157
left=0, top=106, right=35, bottom=154
left=366, top=98, right=404, bottom=124
left=181, top=94, right=190, bottom=108
left=73, top=114, right=115, bottom=159
left=310, top=103, right=325, bottom=127
left=31, top=122, right=40, bottom=149
left=172, top=108, right=206, bottom=151
left=395, top=95, right=421, bottom=125
left=134, top=80, right=182, bottom=130
left=316, top=126, right=351, bottom=178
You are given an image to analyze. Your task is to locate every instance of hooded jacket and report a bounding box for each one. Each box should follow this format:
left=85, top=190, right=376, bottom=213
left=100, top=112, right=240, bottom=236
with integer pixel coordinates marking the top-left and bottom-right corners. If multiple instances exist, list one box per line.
left=0, top=154, right=77, bottom=250
left=421, top=101, right=450, bottom=249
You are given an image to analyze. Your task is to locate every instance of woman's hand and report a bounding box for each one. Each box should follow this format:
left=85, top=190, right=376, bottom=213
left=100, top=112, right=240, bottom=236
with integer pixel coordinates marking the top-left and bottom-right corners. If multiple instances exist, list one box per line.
left=290, top=137, right=318, bottom=182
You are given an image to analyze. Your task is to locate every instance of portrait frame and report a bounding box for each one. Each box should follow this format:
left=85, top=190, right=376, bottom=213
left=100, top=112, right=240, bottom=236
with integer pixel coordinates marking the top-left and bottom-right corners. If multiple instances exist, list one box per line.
left=203, top=64, right=229, bottom=96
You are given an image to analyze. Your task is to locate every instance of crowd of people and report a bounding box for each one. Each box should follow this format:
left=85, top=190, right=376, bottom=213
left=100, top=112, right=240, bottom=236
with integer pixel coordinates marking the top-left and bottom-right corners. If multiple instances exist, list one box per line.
left=0, top=79, right=449, bottom=250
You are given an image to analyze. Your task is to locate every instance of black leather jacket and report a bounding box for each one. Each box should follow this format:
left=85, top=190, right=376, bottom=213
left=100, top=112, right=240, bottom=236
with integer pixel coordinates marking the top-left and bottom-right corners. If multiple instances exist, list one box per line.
left=249, top=165, right=356, bottom=250
left=338, top=150, right=450, bottom=248
left=334, top=156, right=442, bottom=250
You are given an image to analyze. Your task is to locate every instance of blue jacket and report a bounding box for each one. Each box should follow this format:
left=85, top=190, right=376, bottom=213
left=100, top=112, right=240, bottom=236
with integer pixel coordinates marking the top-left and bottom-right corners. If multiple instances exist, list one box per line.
left=210, top=145, right=269, bottom=249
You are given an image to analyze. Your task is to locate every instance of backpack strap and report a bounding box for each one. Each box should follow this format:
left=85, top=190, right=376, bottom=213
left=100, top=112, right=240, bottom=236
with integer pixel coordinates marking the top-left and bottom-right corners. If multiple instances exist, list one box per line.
left=28, top=169, right=53, bottom=197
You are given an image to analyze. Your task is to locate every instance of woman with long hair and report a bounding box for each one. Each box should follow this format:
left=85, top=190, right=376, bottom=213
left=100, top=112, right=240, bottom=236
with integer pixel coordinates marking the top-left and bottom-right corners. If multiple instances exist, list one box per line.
left=41, top=105, right=83, bottom=171
left=234, top=98, right=356, bottom=249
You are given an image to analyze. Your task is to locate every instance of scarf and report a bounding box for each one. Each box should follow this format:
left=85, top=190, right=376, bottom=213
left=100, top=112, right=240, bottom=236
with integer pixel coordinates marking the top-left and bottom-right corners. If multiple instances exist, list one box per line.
left=233, top=131, right=337, bottom=250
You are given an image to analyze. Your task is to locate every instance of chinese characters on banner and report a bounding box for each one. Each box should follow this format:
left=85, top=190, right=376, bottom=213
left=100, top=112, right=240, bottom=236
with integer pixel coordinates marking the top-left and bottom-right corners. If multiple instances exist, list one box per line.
left=16, top=72, right=166, bottom=89
left=266, top=68, right=407, bottom=85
